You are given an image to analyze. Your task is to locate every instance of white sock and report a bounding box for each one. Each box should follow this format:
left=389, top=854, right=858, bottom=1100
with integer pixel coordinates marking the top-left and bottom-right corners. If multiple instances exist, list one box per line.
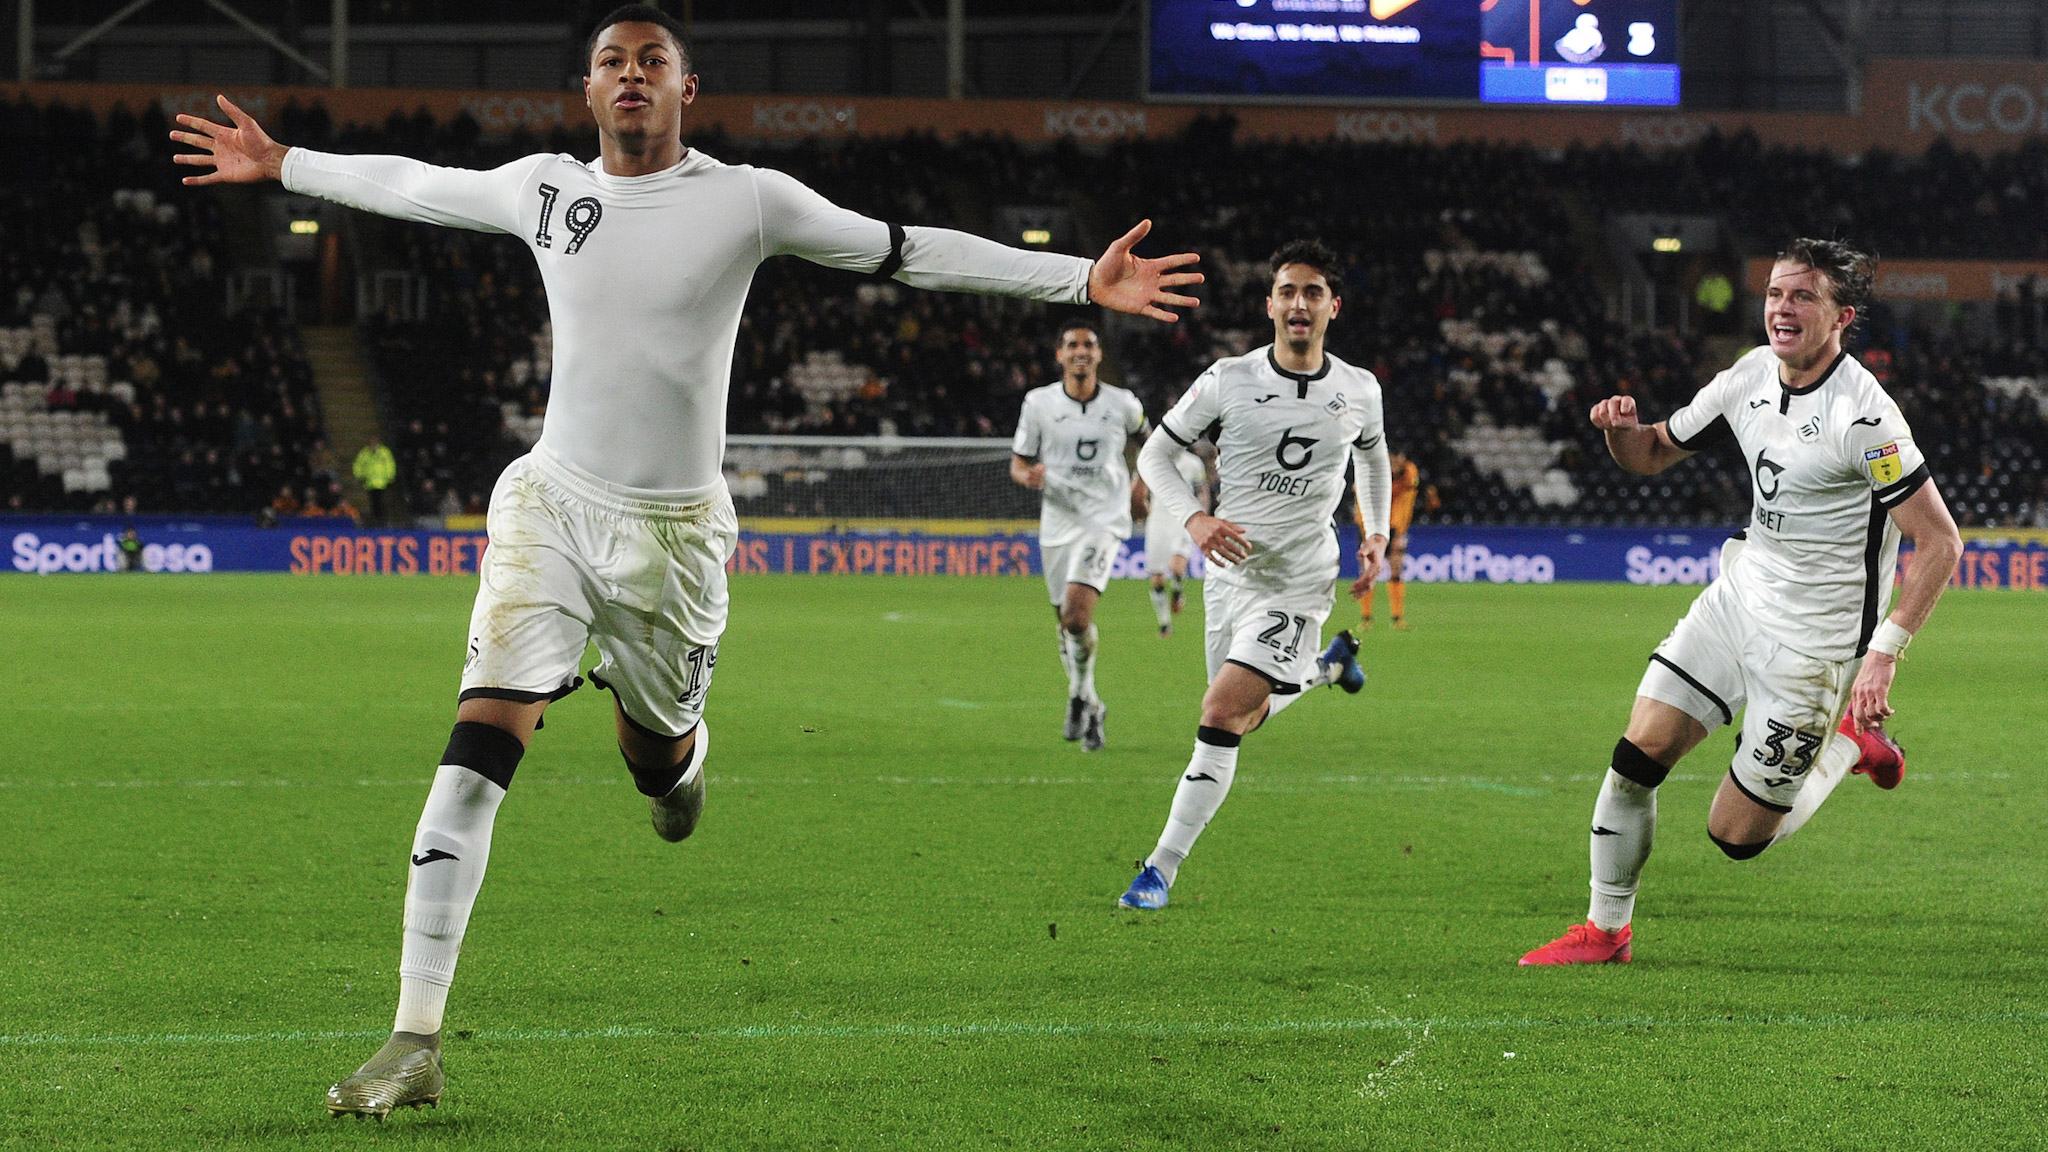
left=1263, top=686, right=1305, bottom=720
left=1149, top=583, right=1172, bottom=628
left=1772, top=733, right=1859, bottom=844
left=393, top=764, right=506, bottom=1036
left=1146, top=728, right=1241, bottom=885
left=1305, top=655, right=1340, bottom=689
left=1069, top=624, right=1100, bottom=703
left=672, top=722, right=707, bottom=790
left=1587, top=769, right=1656, bottom=933
left=1056, top=623, right=1079, bottom=699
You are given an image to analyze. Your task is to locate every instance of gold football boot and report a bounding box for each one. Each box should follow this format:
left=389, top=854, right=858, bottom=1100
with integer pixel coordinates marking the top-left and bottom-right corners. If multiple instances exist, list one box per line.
left=325, top=1033, right=443, bottom=1120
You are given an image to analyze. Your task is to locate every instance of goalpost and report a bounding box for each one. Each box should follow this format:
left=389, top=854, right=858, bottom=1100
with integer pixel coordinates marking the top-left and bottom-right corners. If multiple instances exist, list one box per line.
left=723, top=435, right=1037, bottom=529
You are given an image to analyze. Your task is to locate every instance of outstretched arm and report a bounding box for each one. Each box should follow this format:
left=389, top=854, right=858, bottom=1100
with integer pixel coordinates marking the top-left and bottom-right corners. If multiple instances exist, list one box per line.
left=757, top=170, right=1199, bottom=320
left=172, top=94, right=527, bottom=234
left=1592, top=394, right=1691, bottom=475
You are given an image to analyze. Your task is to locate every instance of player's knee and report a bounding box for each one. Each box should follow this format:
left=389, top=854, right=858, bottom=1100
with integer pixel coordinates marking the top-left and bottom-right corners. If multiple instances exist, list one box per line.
left=1199, top=696, right=1262, bottom=733
left=1708, top=831, right=1771, bottom=861
left=1610, top=737, right=1672, bottom=790
left=441, top=720, right=526, bottom=791
left=621, top=723, right=696, bottom=797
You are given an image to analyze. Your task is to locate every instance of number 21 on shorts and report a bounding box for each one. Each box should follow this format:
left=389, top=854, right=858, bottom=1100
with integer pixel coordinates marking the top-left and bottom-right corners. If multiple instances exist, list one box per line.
left=1257, top=611, right=1308, bottom=659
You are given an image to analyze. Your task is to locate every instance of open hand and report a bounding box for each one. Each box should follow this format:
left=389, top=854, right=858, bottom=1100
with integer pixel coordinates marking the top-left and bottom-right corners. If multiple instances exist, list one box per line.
left=1088, top=220, right=1202, bottom=323
left=171, top=95, right=289, bottom=185
left=1188, top=512, right=1250, bottom=568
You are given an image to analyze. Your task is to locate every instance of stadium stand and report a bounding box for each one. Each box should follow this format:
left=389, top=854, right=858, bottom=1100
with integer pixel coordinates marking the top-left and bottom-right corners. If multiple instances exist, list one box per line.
left=1571, top=132, right=2048, bottom=260
left=11, top=98, right=2039, bottom=527
left=0, top=98, right=326, bottom=515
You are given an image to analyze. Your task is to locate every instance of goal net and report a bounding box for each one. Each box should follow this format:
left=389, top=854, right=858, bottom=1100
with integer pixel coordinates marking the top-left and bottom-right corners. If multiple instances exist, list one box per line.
left=723, top=435, right=1035, bottom=527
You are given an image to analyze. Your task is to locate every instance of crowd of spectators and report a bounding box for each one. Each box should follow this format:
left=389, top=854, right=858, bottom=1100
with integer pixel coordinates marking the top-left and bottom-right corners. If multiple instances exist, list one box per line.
left=0, top=98, right=327, bottom=515
left=8, top=99, right=2042, bottom=528
left=1570, top=131, right=2048, bottom=260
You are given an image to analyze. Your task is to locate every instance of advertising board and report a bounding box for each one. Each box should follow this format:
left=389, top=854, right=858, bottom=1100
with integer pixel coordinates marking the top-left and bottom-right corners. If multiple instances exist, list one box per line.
left=13, top=519, right=2039, bottom=591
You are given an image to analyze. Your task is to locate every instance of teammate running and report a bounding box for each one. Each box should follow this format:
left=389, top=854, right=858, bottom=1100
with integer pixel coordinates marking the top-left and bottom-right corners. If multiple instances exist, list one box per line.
left=1520, top=239, right=1962, bottom=966
left=1011, top=321, right=1148, bottom=750
left=1118, top=240, right=1384, bottom=910
left=172, top=4, right=1202, bottom=1116
left=1356, top=450, right=1422, bottom=628
left=1144, top=442, right=1210, bottom=636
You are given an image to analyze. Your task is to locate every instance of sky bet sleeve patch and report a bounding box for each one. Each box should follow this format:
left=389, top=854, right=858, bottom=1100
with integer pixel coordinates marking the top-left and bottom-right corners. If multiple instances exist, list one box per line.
left=1864, top=442, right=1903, bottom=486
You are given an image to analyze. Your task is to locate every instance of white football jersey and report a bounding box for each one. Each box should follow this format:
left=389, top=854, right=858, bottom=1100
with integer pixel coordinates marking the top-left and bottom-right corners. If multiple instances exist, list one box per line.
left=1667, top=346, right=1930, bottom=661
left=1011, top=382, right=1147, bottom=545
left=283, top=147, right=1091, bottom=498
left=1158, top=346, right=1385, bottom=585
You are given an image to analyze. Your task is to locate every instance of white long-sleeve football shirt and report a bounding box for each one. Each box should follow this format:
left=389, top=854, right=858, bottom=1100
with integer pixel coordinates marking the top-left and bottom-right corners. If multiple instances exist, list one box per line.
left=283, top=147, right=1094, bottom=497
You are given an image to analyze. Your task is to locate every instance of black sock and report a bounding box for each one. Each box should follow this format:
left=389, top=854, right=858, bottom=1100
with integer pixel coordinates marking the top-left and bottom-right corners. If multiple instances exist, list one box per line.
left=625, top=727, right=698, bottom=797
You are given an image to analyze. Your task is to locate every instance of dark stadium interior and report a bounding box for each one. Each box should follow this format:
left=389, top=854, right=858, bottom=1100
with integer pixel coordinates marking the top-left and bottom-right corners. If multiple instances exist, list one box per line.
left=0, top=98, right=328, bottom=516
left=3, top=95, right=2042, bottom=529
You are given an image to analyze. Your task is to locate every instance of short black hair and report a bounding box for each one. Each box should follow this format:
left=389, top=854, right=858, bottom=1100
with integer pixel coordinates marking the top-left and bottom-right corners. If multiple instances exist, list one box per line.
left=1057, top=319, right=1100, bottom=342
left=1269, top=239, right=1343, bottom=293
left=585, top=4, right=694, bottom=73
left=1774, top=238, right=1876, bottom=312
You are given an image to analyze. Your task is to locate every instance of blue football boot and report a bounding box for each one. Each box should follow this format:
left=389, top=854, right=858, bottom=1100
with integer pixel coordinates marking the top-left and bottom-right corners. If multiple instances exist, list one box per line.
left=1320, top=630, right=1366, bottom=694
left=1118, top=864, right=1169, bottom=910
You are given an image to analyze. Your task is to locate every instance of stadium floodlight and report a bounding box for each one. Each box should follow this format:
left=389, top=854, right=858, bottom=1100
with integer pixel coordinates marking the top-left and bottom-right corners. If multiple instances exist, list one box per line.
left=1651, top=236, right=1682, bottom=252
left=289, top=219, right=321, bottom=235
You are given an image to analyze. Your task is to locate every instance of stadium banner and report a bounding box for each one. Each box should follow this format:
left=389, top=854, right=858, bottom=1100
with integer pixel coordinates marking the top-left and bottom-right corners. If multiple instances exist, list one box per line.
left=1864, top=58, right=2048, bottom=146
left=1340, top=525, right=1733, bottom=585
left=11, top=518, right=2044, bottom=590
left=1909, top=528, right=2048, bottom=592
left=4, top=59, right=2043, bottom=157
left=1745, top=257, right=2048, bottom=303
left=4, top=518, right=491, bottom=576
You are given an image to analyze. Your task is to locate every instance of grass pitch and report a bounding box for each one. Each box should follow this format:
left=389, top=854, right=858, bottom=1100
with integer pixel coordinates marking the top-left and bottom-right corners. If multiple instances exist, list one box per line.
left=1, top=573, right=2043, bottom=1150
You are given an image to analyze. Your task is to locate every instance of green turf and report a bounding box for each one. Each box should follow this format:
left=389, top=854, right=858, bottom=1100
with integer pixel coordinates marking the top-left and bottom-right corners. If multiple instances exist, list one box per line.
left=1, top=573, right=2043, bottom=1150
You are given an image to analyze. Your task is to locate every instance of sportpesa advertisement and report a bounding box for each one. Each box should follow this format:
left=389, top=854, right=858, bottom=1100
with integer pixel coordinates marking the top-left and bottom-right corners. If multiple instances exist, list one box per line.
left=11, top=519, right=2044, bottom=591
left=1149, top=0, right=1681, bottom=105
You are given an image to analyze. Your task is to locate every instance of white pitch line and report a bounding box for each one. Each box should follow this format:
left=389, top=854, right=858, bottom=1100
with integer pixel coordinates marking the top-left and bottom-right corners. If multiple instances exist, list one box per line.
left=0, top=771, right=2013, bottom=792
left=7, top=1010, right=2046, bottom=1049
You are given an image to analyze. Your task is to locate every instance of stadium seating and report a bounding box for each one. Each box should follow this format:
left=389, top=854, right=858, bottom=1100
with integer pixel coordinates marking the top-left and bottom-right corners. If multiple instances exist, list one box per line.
left=0, top=99, right=325, bottom=515
left=9, top=98, right=2041, bottom=526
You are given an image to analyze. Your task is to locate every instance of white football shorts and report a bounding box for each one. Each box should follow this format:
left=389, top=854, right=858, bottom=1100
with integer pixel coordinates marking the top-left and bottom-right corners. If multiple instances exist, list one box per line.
left=1040, top=529, right=1122, bottom=605
left=1202, top=569, right=1336, bottom=695
left=461, top=446, right=738, bottom=738
left=1142, top=512, right=1193, bottom=576
left=1637, top=576, right=1858, bottom=812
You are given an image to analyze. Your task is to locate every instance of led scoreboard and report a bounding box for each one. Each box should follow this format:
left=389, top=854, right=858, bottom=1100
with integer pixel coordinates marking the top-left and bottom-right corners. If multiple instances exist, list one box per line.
left=1148, top=0, right=1681, bottom=106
